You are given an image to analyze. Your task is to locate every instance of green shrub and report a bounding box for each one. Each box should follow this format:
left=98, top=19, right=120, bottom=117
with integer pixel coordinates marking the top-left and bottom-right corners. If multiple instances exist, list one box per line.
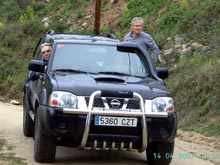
left=19, top=5, right=37, bottom=23
left=76, top=10, right=83, bottom=19
left=0, top=1, right=22, bottom=22
left=114, top=31, right=122, bottom=40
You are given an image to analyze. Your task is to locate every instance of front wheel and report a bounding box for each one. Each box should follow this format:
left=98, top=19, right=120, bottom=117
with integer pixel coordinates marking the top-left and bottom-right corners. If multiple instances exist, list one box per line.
left=146, top=141, right=174, bottom=165
left=34, top=108, right=56, bottom=163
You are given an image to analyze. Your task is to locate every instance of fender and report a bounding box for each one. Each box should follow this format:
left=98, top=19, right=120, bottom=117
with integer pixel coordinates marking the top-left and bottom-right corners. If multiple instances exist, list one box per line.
left=38, top=88, right=48, bottom=106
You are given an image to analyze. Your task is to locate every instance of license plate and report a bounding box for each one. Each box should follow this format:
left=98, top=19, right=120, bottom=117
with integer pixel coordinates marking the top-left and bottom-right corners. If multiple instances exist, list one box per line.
left=95, top=116, right=137, bottom=127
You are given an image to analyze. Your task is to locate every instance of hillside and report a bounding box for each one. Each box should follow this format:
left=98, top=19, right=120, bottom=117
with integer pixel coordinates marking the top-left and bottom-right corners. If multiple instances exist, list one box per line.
left=0, top=0, right=220, bottom=137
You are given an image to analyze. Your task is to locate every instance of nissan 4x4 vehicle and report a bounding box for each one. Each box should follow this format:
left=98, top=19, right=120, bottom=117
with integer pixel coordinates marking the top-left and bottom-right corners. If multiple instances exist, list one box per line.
left=23, top=30, right=177, bottom=164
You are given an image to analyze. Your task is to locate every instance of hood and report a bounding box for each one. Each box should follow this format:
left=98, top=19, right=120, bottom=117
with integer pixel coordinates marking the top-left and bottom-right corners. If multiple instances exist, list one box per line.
left=52, top=73, right=171, bottom=99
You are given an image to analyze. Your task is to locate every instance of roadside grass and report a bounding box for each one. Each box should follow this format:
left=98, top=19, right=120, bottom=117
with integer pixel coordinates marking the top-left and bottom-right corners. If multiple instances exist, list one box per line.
left=0, top=136, right=26, bottom=165
left=166, top=49, right=220, bottom=137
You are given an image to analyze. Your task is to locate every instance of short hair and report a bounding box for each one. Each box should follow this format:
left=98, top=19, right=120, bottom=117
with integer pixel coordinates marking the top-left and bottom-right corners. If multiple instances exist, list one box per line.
left=131, top=17, right=144, bottom=26
left=41, top=43, right=51, bottom=49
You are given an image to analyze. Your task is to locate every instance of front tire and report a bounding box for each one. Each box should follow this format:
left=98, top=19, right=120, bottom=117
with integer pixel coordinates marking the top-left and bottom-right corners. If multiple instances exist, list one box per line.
left=34, top=108, right=56, bottom=163
left=146, top=142, right=174, bottom=165
left=23, top=93, right=34, bottom=137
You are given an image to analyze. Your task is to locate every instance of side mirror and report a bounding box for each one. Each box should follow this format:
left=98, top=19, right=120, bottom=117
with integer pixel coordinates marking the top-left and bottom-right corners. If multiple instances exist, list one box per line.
left=156, top=67, right=168, bottom=79
left=28, top=60, right=45, bottom=73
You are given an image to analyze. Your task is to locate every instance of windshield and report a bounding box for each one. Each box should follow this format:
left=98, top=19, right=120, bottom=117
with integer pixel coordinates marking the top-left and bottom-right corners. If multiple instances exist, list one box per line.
left=51, top=43, right=149, bottom=77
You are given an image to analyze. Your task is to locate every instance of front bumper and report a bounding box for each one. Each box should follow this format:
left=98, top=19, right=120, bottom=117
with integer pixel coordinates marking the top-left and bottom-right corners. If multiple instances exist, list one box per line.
left=38, top=91, right=177, bottom=152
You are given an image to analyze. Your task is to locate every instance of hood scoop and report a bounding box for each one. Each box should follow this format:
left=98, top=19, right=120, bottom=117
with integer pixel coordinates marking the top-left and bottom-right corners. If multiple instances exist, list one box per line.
left=94, top=76, right=125, bottom=83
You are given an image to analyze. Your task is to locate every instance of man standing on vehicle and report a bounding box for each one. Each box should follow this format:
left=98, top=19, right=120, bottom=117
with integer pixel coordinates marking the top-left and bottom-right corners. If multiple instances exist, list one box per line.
left=124, top=17, right=160, bottom=60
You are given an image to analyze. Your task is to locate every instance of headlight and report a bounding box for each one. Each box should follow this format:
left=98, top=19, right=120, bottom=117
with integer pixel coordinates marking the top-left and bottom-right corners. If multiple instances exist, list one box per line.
left=49, top=91, right=77, bottom=108
left=152, top=97, right=175, bottom=113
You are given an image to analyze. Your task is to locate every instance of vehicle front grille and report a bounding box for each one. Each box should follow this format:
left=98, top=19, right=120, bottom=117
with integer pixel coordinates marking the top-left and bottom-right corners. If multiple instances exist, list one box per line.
left=85, top=96, right=140, bottom=110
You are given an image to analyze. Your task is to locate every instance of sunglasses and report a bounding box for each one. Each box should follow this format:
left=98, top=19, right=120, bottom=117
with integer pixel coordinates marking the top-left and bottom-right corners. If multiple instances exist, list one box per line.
left=42, top=49, right=51, bottom=54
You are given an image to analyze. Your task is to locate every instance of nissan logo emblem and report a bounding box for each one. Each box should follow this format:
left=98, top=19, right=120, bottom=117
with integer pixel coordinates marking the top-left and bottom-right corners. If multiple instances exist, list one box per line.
left=110, top=99, right=120, bottom=109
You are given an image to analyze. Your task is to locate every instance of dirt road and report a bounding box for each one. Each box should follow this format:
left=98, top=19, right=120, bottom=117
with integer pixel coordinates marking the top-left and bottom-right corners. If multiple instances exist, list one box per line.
left=0, top=101, right=219, bottom=165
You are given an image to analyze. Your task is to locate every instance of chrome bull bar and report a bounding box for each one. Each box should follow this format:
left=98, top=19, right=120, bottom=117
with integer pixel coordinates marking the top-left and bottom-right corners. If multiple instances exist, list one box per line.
left=80, top=91, right=147, bottom=152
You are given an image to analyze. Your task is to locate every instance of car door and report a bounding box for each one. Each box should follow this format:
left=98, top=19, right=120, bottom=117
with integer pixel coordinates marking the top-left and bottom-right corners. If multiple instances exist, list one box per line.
left=29, top=39, right=46, bottom=110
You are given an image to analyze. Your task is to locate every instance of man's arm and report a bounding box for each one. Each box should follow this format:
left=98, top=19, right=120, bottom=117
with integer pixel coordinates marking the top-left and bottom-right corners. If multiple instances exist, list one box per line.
left=150, top=43, right=160, bottom=60
left=143, top=33, right=160, bottom=60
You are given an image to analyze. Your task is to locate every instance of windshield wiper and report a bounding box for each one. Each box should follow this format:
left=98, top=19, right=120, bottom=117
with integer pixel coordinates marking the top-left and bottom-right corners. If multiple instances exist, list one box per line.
left=98, top=71, right=146, bottom=78
left=98, top=71, right=131, bottom=76
left=53, top=69, right=96, bottom=74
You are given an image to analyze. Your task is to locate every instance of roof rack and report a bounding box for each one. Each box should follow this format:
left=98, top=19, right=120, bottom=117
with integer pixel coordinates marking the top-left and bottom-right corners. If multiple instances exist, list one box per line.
left=47, top=30, right=55, bottom=35
left=102, top=32, right=117, bottom=39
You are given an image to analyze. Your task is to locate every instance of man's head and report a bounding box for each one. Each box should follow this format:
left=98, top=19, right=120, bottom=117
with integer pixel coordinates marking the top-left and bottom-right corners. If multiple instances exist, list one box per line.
left=41, top=43, right=51, bottom=61
left=130, top=17, right=144, bottom=36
